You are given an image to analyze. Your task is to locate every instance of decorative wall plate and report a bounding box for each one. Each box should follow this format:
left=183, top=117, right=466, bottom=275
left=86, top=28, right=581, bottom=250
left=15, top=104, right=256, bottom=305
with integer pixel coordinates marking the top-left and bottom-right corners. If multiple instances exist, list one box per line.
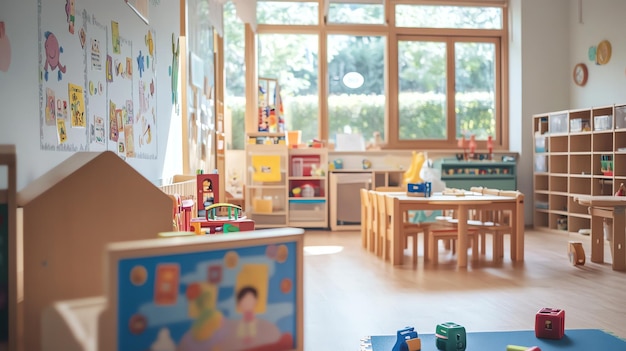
left=596, top=40, right=611, bottom=65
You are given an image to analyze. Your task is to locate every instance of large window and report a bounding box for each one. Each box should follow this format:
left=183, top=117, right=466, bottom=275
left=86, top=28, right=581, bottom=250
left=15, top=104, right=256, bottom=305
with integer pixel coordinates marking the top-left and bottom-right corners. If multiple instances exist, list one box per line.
left=397, top=38, right=498, bottom=143
left=327, top=35, right=385, bottom=144
left=398, top=40, right=447, bottom=140
left=224, top=1, right=246, bottom=150
left=233, top=0, right=507, bottom=149
left=257, top=34, right=319, bottom=143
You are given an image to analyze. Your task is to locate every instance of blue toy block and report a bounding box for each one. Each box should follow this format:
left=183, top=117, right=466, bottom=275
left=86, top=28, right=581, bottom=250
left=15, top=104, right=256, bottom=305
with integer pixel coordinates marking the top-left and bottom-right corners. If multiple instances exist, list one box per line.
left=392, top=326, right=421, bottom=351
left=435, top=322, right=466, bottom=351
left=407, top=182, right=432, bottom=197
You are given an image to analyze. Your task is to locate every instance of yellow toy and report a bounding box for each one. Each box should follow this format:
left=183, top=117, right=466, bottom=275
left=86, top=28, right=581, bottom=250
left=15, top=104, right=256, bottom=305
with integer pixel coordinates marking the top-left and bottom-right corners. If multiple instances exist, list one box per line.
left=403, top=151, right=425, bottom=186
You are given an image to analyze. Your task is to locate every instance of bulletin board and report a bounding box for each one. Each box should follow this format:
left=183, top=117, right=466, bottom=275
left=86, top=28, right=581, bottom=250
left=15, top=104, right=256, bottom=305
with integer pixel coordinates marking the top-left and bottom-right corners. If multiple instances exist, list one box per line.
left=99, top=230, right=304, bottom=351
left=37, top=0, right=159, bottom=159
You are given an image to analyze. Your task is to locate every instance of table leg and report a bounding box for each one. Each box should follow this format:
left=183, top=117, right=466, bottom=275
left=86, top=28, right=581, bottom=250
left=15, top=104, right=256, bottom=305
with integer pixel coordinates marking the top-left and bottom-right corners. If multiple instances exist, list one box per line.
left=391, top=198, right=402, bottom=265
left=457, top=205, right=468, bottom=268
left=590, top=211, right=604, bottom=264
left=612, top=207, right=625, bottom=271
left=513, top=197, right=525, bottom=262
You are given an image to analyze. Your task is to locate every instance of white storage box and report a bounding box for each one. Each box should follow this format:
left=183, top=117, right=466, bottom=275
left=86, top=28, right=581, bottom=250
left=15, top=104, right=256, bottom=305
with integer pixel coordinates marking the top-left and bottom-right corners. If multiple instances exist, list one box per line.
left=549, top=113, right=568, bottom=133
left=594, top=115, right=613, bottom=131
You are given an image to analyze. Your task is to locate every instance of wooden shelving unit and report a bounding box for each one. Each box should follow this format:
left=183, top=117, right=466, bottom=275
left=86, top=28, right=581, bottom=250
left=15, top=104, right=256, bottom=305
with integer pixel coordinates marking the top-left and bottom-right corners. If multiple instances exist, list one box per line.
left=287, top=148, right=328, bottom=228
left=245, top=144, right=289, bottom=228
left=533, top=104, right=626, bottom=233
left=245, top=145, right=330, bottom=229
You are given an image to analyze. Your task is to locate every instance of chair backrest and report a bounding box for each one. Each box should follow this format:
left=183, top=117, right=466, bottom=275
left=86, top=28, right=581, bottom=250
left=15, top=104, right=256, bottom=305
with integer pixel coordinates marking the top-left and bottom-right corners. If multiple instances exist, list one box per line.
left=375, top=192, right=390, bottom=238
left=369, top=190, right=379, bottom=232
left=360, top=188, right=371, bottom=230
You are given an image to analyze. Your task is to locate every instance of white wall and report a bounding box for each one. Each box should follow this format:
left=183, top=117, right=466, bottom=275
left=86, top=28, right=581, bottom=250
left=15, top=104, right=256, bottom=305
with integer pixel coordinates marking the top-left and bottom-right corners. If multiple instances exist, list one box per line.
left=0, top=0, right=182, bottom=190
left=512, top=0, right=626, bottom=225
left=510, top=0, right=570, bottom=224
left=569, top=0, right=626, bottom=108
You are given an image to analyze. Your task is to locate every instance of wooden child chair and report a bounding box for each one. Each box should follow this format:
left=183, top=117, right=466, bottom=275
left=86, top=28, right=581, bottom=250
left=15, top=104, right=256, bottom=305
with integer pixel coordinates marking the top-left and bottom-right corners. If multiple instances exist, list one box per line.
left=360, top=188, right=376, bottom=252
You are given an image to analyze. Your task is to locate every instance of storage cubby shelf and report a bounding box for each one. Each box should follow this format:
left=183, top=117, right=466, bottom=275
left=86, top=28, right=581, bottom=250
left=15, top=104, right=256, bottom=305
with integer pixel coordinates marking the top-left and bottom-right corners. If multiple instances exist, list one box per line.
left=533, top=104, right=626, bottom=233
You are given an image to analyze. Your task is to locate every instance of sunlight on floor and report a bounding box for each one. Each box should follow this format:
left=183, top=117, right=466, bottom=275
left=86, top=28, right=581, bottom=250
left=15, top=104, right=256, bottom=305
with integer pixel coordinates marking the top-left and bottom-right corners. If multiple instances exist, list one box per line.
left=303, top=245, right=344, bottom=256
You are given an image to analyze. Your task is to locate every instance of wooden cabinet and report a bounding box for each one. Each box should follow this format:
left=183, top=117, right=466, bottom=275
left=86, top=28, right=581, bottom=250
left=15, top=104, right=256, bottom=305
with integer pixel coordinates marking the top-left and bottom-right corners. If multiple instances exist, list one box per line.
left=439, top=159, right=517, bottom=191
left=533, top=104, right=626, bottom=233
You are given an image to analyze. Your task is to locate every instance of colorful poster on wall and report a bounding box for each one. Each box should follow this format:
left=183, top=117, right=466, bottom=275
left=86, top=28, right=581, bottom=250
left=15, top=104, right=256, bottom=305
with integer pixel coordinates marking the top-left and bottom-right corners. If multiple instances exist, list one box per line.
left=106, top=31, right=133, bottom=157
left=132, top=28, right=158, bottom=160
left=115, top=241, right=299, bottom=350
left=38, top=0, right=88, bottom=151
left=68, top=83, right=86, bottom=128
left=85, top=14, right=109, bottom=151
left=37, top=0, right=163, bottom=158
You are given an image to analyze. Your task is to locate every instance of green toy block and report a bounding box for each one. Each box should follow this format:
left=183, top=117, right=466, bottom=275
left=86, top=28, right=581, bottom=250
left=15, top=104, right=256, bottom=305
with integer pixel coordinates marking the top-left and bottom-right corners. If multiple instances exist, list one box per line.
left=435, top=322, right=466, bottom=351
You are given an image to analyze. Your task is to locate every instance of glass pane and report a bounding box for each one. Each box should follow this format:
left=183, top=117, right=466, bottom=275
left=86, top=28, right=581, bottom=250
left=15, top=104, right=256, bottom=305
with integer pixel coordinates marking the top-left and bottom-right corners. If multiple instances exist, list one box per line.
left=257, top=1, right=318, bottom=25
left=396, top=5, right=502, bottom=29
left=327, top=35, right=385, bottom=145
left=455, top=42, right=496, bottom=140
left=224, top=2, right=246, bottom=150
left=327, top=3, right=384, bottom=24
left=258, top=34, right=319, bottom=142
left=398, top=40, right=447, bottom=140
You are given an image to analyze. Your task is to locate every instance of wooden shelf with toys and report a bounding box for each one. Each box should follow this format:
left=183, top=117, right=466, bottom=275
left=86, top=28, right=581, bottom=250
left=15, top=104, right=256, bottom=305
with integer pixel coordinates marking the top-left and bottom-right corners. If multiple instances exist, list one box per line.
left=287, top=148, right=328, bottom=228
left=533, top=103, right=626, bottom=234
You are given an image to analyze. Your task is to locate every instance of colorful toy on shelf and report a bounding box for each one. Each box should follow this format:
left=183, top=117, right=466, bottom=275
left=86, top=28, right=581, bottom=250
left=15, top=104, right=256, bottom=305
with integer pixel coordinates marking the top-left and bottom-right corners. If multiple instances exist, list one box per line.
left=615, top=183, right=626, bottom=196
left=392, top=327, right=422, bottom=351
left=468, top=135, right=477, bottom=159
left=457, top=136, right=467, bottom=160
left=601, top=154, right=613, bottom=176
left=535, top=308, right=565, bottom=339
left=403, top=151, right=425, bottom=186
left=506, top=345, right=541, bottom=351
left=487, top=135, right=494, bottom=160
left=435, top=322, right=466, bottom=351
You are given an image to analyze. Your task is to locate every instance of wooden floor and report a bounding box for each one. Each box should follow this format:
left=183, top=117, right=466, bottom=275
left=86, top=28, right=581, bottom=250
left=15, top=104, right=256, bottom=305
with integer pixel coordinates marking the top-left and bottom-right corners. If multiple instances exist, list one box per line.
left=302, top=228, right=626, bottom=350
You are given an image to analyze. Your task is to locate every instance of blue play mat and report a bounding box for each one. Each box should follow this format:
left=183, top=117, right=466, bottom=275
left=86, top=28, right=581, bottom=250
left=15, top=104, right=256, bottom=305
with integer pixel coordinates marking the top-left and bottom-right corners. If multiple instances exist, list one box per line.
left=364, top=329, right=626, bottom=350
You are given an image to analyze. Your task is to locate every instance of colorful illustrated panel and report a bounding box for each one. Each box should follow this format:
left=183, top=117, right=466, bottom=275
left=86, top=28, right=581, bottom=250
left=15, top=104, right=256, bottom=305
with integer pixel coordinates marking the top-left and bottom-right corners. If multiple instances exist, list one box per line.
left=117, top=242, right=298, bottom=351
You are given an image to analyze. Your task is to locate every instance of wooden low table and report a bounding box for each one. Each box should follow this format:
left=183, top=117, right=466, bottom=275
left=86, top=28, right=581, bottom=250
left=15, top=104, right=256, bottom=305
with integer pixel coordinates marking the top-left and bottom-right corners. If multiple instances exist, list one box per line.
left=574, top=195, right=626, bottom=271
left=388, top=191, right=524, bottom=268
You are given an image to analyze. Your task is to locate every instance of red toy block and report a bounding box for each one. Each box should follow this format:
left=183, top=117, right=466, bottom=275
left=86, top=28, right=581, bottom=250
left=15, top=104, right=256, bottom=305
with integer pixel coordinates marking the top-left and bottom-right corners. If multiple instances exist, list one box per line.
left=535, top=308, right=565, bottom=339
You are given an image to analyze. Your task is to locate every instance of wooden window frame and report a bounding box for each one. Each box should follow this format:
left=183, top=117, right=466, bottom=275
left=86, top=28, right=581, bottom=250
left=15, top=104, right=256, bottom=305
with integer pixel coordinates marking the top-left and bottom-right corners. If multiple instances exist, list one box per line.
left=237, top=0, right=509, bottom=150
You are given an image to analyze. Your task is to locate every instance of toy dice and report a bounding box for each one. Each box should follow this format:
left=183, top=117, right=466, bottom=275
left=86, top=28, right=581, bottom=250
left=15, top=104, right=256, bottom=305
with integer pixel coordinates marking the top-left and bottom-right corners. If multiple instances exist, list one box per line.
left=435, top=322, right=466, bottom=351
left=535, top=308, right=565, bottom=339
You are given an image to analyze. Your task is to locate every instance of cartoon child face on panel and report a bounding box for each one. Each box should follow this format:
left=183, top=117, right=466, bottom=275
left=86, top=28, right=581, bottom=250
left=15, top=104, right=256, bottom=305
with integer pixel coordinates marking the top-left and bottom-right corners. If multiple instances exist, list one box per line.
left=237, top=286, right=258, bottom=343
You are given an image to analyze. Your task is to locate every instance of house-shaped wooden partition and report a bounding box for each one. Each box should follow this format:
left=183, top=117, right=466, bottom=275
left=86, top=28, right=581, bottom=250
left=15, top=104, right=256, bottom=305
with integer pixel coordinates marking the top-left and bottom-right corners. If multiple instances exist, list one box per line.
left=17, top=151, right=172, bottom=351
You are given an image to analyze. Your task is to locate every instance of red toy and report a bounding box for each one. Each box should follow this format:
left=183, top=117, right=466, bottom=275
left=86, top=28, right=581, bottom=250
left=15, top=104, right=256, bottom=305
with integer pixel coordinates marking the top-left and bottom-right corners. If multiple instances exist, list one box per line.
left=535, top=308, right=565, bottom=339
